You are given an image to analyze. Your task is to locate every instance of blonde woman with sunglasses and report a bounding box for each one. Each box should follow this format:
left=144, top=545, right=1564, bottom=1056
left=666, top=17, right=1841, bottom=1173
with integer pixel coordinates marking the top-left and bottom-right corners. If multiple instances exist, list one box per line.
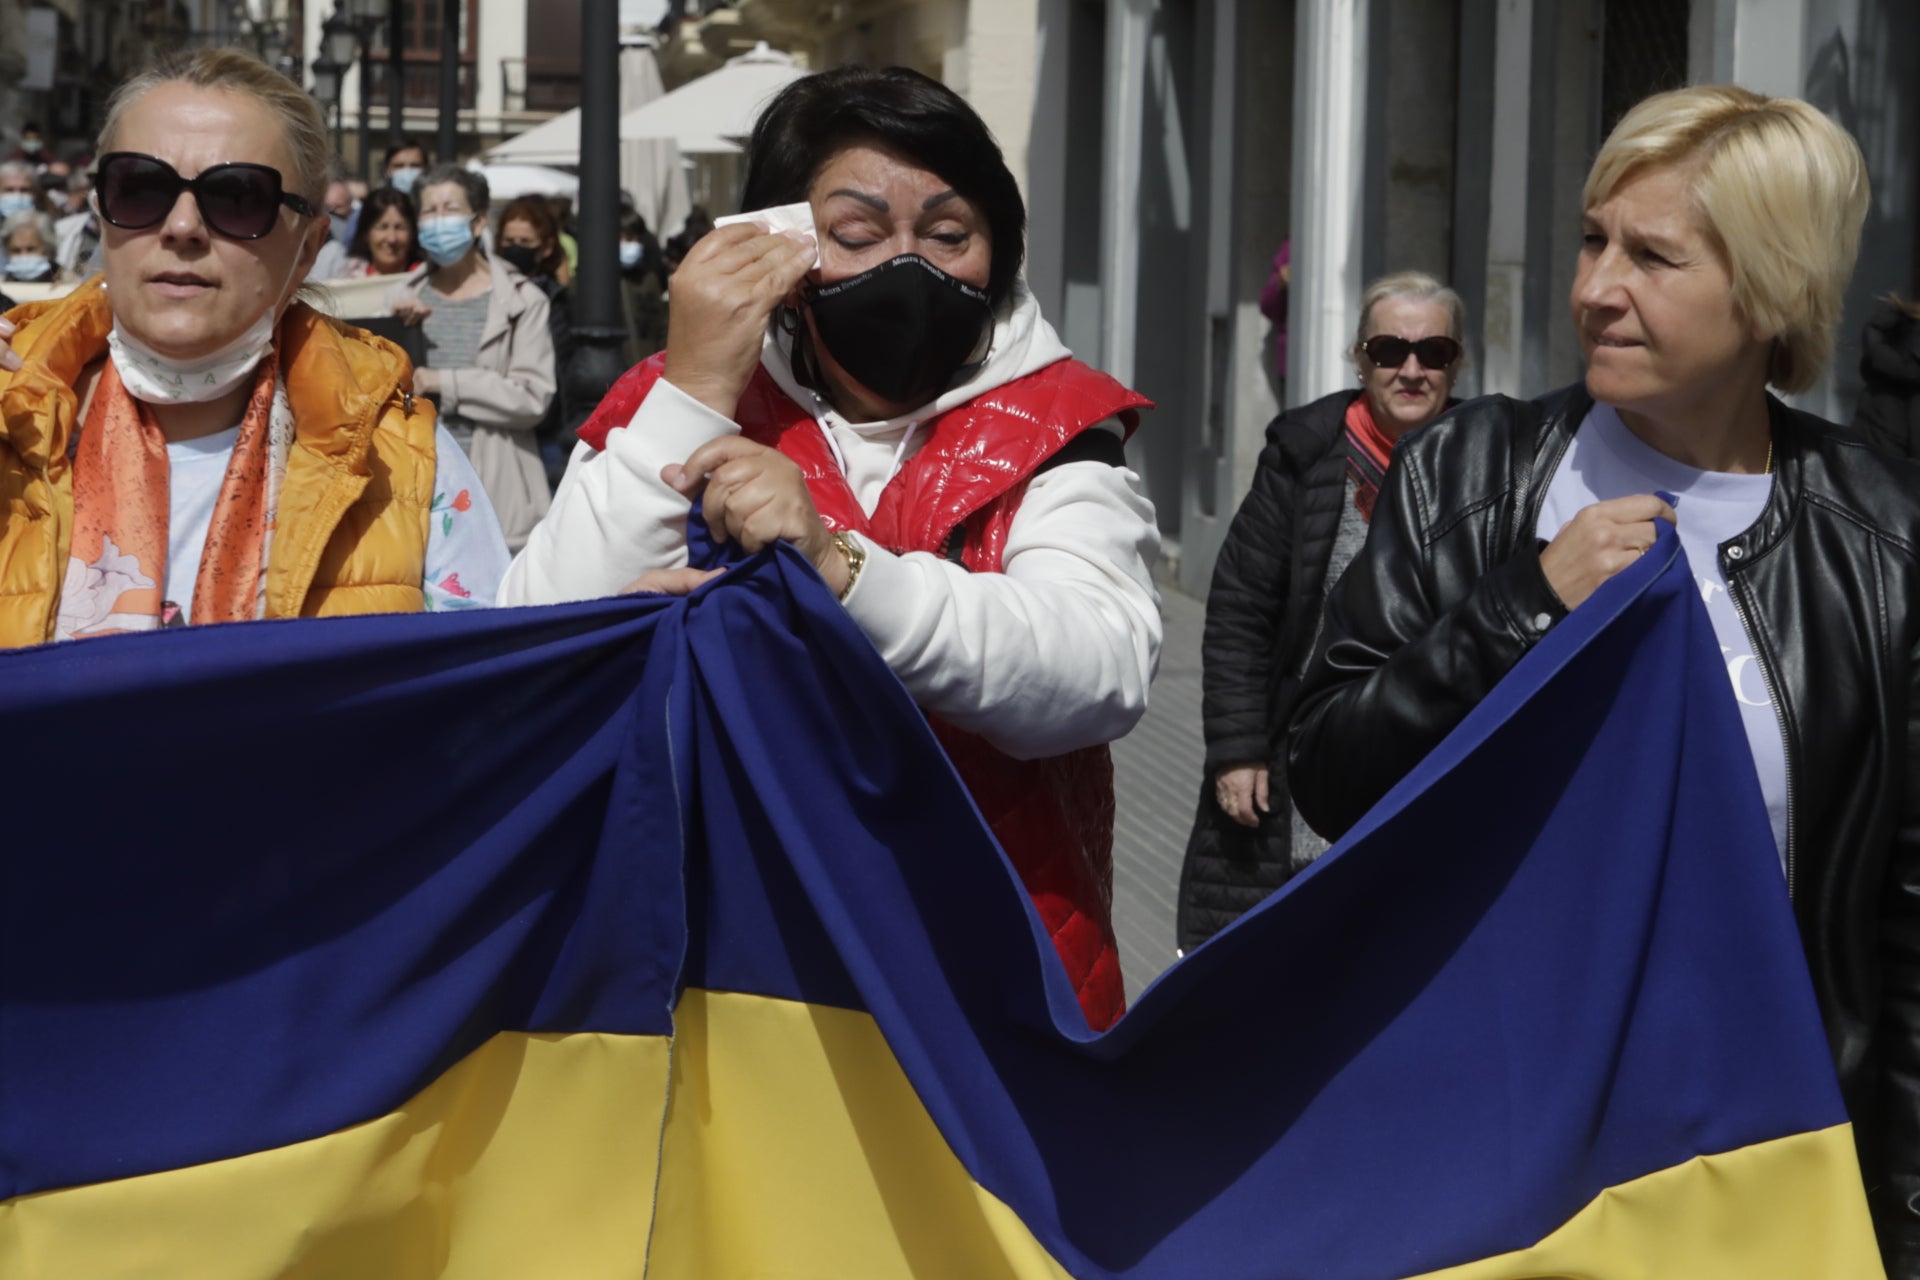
left=0, top=49, right=509, bottom=646
left=1177, top=272, right=1465, bottom=951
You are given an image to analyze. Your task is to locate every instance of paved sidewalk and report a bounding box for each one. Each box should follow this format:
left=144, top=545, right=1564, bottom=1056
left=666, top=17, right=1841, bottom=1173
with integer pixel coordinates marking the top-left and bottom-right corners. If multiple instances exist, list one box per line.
left=1109, top=581, right=1207, bottom=1003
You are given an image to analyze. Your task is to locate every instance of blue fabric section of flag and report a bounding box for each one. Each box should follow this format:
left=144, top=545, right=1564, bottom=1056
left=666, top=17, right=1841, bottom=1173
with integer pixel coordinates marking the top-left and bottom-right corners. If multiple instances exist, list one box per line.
left=1, top=511, right=1849, bottom=1280
left=658, top=522, right=1850, bottom=1278
left=0, top=592, right=692, bottom=1201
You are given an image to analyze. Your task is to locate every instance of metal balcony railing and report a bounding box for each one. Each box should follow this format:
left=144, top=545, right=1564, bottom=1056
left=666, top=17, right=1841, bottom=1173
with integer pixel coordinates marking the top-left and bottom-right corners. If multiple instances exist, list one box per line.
left=499, top=57, right=580, bottom=115
left=366, top=58, right=477, bottom=111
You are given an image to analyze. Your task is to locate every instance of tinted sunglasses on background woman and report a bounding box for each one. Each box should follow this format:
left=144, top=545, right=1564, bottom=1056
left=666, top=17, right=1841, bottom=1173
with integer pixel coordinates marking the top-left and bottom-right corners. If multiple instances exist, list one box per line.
left=1361, top=334, right=1463, bottom=371
left=93, top=152, right=315, bottom=241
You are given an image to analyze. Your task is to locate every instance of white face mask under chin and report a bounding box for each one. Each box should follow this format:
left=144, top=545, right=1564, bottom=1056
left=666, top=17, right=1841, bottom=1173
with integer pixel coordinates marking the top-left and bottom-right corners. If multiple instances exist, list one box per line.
left=108, top=303, right=280, bottom=405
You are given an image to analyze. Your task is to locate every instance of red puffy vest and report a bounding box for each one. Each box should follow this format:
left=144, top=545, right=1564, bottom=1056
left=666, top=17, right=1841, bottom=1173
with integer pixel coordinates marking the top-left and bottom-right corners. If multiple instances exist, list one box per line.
left=579, top=354, right=1152, bottom=1030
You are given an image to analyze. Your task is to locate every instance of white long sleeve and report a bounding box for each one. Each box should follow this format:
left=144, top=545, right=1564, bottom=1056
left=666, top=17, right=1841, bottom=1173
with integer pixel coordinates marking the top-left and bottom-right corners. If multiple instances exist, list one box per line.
left=840, top=457, right=1161, bottom=758
left=501, top=371, right=1162, bottom=759
left=498, top=376, right=736, bottom=603
left=504, top=275, right=1165, bottom=758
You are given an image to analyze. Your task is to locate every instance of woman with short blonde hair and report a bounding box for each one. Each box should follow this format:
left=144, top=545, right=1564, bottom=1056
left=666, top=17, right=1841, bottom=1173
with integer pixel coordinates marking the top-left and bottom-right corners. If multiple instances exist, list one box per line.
left=1288, top=84, right=1920, bottom=1271
left=0, top=48, right=509, bottom=646
left=1583, top=84, right=1867, bottom=394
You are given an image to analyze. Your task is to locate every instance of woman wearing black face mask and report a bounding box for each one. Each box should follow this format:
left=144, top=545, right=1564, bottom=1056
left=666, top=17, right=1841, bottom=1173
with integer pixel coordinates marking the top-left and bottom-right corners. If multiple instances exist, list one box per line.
left=495, top=197, right=577, bottom=491
left=504, top=65, right=1162, bottom=1033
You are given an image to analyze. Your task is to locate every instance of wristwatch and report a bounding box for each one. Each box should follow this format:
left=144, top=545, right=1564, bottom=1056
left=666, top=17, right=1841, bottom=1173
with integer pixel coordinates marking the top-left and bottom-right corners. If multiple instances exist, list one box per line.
left=831, top=530, right=865, bottom=601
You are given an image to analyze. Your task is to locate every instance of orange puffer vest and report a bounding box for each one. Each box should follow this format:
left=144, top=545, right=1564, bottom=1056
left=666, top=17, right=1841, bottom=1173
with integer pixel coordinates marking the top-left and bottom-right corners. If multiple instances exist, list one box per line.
left=0, top=281, right=436, bottom=648
left=580, top=353, right=1152, bottom=1030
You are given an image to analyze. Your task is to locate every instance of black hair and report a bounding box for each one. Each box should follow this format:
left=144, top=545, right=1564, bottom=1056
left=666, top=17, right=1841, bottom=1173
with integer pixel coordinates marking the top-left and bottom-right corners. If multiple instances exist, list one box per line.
left=346, top=186, right=420, bottom=271
left=740, top=65, right=1025, bottom=309
left=383, top=136, right=428, bottom=171
left=620, top=211, right=664, bottom=285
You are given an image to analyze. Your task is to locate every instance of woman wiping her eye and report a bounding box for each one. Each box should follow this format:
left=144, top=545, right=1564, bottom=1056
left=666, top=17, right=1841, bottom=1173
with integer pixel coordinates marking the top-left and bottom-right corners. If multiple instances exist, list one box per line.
left=502, top=65, right=1163, bottom=1033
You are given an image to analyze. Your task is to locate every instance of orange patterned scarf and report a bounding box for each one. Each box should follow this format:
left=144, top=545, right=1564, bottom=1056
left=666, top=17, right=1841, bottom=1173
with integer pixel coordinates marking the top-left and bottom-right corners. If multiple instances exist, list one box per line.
left=55, top=356, right=289, bottom=640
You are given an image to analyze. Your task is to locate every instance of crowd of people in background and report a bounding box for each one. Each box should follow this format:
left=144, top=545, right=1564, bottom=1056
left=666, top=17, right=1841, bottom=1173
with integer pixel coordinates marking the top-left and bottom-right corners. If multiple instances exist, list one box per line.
left=2, top=122, right=102, bottom=291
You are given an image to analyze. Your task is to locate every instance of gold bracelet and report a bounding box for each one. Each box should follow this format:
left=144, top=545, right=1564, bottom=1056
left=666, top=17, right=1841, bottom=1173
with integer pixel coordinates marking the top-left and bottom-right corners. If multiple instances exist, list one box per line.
left=831, top=530, right=866, bottom=601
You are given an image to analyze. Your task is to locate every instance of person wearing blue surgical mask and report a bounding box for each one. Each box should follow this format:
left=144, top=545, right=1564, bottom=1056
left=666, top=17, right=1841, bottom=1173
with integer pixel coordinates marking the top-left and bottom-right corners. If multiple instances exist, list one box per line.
left=324, top=180, right=357, bottom=246
left=304, top=178, right=359, bottom=280
left=387, top=165, right=556, bottom=550
left=2, top=210, right=67, bottom=284
left=0, top=161, right=43, bottom=221
left=382, top=139, right=428, bottom=196
left=8, top=123, right=45, bottom=163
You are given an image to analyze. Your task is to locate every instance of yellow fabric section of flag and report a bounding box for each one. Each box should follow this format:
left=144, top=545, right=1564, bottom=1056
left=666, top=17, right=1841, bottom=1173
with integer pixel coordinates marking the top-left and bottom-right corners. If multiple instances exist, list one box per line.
left=1409, top=1122, right=1884, bottom=1280
left=0, top=990, right=1881, bottom=1280
left=650, top=990, right=1884, bottom=1280
left=0, top=1032, right=669, bottom=1279
left=647, top=988, right=1076, bottom=1278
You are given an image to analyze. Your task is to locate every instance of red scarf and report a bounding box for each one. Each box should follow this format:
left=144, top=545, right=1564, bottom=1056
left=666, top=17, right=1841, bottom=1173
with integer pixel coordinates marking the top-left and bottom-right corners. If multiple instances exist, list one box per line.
left=1343, top=394, right=1399, bottom=522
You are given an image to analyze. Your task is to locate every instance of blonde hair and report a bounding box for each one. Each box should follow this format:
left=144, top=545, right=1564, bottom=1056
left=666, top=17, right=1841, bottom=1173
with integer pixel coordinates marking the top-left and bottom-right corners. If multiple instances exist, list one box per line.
left=96, top=49, right=330, bottom=206
left=1351, top=271, right=1467, bottom=364
left=1584, top=85, right=1868, bottom=394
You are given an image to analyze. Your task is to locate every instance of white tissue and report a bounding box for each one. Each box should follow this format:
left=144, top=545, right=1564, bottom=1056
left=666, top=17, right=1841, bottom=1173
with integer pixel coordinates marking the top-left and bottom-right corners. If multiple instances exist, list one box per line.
left=715, top=201, right=818, bottom=239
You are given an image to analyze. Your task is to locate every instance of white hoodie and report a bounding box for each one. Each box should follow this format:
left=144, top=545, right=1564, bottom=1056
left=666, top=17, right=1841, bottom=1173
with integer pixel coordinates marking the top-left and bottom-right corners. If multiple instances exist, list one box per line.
left=500, top=287, right=1162, bottom=760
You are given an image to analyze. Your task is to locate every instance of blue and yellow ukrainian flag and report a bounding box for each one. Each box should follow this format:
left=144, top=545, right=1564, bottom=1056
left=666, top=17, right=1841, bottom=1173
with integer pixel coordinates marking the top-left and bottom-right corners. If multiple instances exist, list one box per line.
left=0, top=525, right=1882, bottom=1278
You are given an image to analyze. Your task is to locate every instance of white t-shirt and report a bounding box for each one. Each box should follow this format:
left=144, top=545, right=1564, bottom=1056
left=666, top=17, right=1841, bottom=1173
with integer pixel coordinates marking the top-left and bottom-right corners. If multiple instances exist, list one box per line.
left=1536, top=403, right=1786, bottom=865
left=162, top=423, right=511, bottom=621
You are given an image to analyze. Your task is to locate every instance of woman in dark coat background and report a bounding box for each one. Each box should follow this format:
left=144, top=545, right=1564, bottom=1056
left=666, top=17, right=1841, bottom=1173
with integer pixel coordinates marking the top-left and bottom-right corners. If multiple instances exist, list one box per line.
left=1857, top=295, right=1920, bottom=460
left=1175, top=271, right=1466, bottom=952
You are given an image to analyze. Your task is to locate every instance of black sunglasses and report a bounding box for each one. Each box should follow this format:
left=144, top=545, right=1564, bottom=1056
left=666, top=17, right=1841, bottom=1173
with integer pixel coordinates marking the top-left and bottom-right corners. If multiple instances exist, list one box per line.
left=1362, top=334, right=1462, bottom=371
left=93, top=152, right=316, bottom=241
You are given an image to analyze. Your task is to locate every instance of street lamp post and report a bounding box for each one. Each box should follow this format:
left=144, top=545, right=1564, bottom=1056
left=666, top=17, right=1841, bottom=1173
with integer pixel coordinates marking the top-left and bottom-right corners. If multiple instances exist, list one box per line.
left=436, top=0, right=460, bottom=162
left=310, top=55, right=345, bottom=156
left=321, top=11, right=358, bottom=169
left=349, top=0, right=388, bottom=181
left=387, top=0, right=406, bottom=151
left=324, top=0, right=387, bottom=181
left=569, top=0, right=626, bottom=423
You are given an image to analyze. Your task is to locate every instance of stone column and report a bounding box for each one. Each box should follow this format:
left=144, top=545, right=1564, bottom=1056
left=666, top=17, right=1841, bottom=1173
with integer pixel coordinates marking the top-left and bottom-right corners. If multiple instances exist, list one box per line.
left=964, top=0, right=1041, bottom=198
left=1096, top=0, right=1153, bottom=386
left=1286, top=0, right=1371, bottom=406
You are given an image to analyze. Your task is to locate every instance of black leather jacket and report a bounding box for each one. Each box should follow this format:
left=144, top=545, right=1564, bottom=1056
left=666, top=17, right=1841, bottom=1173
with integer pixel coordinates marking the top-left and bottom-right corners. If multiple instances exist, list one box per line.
left=1287, top=382, right=1920, bottom=1273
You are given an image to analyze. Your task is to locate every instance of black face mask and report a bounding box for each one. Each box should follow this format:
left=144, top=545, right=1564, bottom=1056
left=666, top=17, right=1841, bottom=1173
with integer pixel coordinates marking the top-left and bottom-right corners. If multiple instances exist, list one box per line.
left=496, top=243, right=543, bottom=278
left=804, top=254, right=993, bottom=408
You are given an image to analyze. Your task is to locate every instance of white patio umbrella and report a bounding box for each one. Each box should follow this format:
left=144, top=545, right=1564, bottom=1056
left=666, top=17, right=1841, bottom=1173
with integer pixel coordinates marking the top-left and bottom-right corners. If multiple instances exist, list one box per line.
left=471, top=163, right=580, bottom=202
left=619, top=42, right=692, bottom=238
left=618, top=42, right=804, bottom=149
left=488, top=105, right=738, bottom=163
left=485, top=109, right=582, bottom=166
